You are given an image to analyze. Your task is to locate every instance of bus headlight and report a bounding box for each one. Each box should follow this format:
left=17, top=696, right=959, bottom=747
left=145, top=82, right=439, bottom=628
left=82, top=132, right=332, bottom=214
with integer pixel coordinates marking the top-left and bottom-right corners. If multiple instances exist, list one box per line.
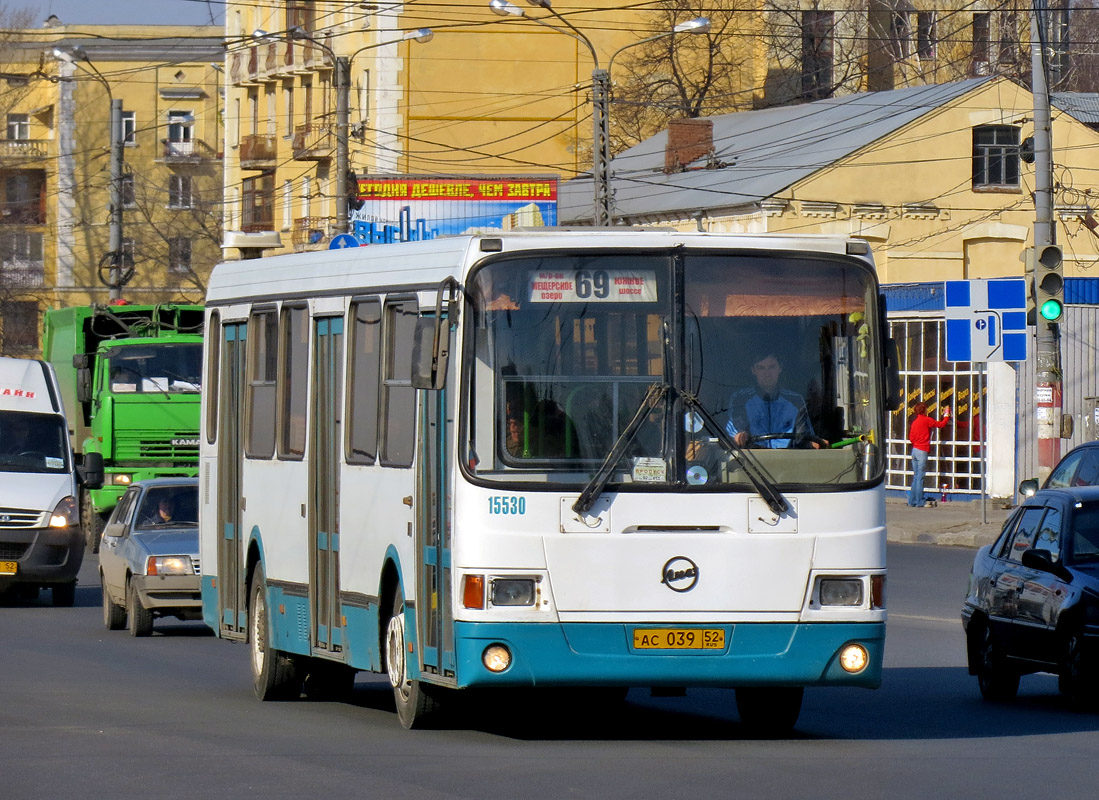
left=482, top=644, right=512, bottom=673
left=839, top=643, right=869, bottom=673
left=491, top=578, right=535, bottom=606
left=819, top=578, right=863, bottom=606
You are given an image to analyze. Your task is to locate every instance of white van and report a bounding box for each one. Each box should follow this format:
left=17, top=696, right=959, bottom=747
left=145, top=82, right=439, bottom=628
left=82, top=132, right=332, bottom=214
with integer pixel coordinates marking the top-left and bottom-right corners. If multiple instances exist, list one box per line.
left=0, top=356, right=101, bottom=606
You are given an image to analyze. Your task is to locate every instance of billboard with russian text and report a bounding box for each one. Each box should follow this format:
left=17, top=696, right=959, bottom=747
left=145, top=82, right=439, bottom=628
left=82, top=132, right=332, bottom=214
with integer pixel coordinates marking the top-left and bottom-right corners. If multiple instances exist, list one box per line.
left=349, top=175, right=558, bottom=245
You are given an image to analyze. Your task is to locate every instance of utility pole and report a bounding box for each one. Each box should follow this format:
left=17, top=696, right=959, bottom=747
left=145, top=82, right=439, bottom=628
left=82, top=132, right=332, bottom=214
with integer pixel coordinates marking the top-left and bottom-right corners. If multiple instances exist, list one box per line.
left=108, top=98, right=124, bottom=300
left=1031, top=1, right=1063, bottom=483
left=591, top=68, right=612, bottom=227
left=335, top=55, right=350, bottom=236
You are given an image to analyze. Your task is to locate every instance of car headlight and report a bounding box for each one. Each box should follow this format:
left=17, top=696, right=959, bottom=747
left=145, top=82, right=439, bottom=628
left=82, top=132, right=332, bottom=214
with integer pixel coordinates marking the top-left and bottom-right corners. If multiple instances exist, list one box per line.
left=146, top=555, right=193, bottom=576
left=49, top=496, right=79, bottom=528
left=819, top=578, right=864, bottom=607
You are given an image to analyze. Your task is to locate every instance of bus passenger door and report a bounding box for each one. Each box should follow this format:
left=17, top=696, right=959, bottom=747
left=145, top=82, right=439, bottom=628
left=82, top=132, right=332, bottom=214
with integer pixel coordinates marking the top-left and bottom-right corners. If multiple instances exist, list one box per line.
left=417, top=330, right=455, bottom=681
left=310, top=316, right=344, bottom=652
left=217, top=322, right=247, bottom=640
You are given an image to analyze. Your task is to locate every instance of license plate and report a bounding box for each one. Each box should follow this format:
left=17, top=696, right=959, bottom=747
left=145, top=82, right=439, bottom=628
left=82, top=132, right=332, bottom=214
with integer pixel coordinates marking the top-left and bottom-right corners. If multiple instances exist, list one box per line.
left=0, top=561, right=16, bottom=575
left=632, top=628, right=726, bottom=650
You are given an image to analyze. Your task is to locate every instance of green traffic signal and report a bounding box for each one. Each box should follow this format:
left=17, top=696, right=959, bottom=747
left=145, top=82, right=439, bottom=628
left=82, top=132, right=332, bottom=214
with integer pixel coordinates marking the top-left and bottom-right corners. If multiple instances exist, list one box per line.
left=1040, top=298, right=1064, bottom=321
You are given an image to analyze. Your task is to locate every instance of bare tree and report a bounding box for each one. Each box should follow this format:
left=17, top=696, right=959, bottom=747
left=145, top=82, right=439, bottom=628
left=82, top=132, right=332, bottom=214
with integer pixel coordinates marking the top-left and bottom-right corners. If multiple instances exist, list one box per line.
left=609, top=0, right=758, bottom=154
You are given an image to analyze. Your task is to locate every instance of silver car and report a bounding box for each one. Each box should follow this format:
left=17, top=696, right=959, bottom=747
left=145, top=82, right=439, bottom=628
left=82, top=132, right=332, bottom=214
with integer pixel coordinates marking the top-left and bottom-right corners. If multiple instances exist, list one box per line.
left=98, top=478, right=201, bottom=636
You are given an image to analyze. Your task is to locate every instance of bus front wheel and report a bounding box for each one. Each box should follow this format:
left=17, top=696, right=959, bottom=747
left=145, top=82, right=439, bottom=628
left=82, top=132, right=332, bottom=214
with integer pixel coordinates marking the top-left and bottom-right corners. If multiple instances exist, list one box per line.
left=249, top=565, right=301, bottom=701
left=385, top=586, right=439, bottom=729
left=735, top=686, right=803, bottom=737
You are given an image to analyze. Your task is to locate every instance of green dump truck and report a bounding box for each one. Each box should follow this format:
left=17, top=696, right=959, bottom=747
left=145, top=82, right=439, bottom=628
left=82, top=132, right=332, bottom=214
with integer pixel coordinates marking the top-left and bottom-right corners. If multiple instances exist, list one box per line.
left=43, top=303, right=204, bottom=552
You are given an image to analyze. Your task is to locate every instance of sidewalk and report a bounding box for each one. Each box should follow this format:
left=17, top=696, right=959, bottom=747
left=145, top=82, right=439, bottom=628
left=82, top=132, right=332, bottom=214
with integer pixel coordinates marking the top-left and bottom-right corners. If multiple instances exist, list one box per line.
left=886, top=495, right=1013, bottom=549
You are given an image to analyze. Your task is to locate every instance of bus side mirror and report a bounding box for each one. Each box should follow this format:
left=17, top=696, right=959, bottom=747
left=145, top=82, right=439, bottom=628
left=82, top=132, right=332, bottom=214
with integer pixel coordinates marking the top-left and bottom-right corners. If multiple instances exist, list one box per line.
left=411, top=316, right=450, bottom=390
left=81, top=452, right=104, bottom=490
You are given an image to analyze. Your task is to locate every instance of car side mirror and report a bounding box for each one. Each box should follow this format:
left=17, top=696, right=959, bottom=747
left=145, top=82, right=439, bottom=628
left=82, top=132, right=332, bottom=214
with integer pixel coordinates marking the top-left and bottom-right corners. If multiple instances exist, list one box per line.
left=1021, top=548, right=1072, bottom=582
left=1018, top=478, right=1038, bottom=498
left=81, top=452, right=104, bottom=490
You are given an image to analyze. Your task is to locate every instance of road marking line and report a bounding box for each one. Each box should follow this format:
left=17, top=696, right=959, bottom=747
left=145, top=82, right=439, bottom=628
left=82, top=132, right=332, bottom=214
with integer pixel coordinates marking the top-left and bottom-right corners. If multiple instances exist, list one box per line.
left=889, top=613, right=961, bottom=625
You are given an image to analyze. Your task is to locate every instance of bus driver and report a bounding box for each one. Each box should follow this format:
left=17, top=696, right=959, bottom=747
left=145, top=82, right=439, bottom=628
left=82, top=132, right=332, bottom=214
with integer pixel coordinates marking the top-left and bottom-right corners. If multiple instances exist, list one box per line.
left=725, top=350, right=825, bottom=450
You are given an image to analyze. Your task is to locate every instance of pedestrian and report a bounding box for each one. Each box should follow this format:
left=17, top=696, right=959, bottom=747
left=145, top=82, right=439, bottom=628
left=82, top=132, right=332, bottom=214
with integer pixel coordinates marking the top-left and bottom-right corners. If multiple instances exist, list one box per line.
left=907, top=401, right=951, bottom=507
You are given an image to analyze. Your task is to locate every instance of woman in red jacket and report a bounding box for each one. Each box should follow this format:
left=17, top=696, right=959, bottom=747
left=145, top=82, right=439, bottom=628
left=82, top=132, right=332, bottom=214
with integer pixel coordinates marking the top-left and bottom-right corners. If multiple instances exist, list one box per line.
left=907, top=402, right=951, bottom=507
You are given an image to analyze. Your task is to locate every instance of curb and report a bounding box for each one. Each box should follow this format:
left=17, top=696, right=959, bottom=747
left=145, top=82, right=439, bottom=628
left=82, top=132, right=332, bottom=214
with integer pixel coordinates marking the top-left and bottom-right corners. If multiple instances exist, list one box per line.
left=886, top=527, right=1001, bottom=548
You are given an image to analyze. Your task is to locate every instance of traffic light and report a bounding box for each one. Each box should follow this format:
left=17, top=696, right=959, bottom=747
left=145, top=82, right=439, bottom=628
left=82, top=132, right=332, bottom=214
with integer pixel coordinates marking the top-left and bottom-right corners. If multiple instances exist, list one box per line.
left=1034, top=243, right=1064, bottom=323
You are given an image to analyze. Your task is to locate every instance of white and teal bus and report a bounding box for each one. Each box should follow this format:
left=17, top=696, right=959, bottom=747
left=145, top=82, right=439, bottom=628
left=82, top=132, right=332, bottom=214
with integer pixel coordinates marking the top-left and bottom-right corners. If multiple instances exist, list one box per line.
left=199, top=230, right=900, bottom=732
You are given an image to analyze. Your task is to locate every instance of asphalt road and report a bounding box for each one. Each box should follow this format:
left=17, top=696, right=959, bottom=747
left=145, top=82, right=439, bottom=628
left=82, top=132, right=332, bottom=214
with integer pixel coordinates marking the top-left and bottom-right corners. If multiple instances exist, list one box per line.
left=2, top=543, right=1097, bottom=799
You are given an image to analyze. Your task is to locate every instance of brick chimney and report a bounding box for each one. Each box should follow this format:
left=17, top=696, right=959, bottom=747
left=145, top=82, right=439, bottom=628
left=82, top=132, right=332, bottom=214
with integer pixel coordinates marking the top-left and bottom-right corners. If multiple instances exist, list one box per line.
left=664, top=118, right=713, bottom=173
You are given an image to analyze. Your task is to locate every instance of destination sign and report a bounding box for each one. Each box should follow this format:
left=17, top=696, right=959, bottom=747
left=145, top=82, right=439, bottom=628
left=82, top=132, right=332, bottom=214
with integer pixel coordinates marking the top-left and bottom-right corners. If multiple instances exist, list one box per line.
left=527, top=270, right=658, bottom=303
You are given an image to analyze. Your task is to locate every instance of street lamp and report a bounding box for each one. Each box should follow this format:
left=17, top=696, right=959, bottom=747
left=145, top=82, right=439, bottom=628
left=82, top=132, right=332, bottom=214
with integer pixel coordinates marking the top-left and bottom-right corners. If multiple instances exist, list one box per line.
left=489, top=1, right=709, bottom=226
left=54, top=46, right=127, bottom=299
left=255, top=26, right=433, bottom=238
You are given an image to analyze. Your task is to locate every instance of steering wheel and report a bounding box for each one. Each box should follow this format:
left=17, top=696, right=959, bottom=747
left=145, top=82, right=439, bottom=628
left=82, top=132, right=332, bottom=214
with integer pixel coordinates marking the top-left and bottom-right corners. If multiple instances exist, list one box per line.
left=746, top=433, right=793, bottom=447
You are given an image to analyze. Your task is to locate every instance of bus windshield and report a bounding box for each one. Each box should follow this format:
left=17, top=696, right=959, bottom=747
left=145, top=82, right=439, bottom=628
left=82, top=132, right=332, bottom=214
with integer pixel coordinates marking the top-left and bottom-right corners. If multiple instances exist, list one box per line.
left=107, top=343, right=203, bottom=394
left=464, top=249, right=885, bottom=490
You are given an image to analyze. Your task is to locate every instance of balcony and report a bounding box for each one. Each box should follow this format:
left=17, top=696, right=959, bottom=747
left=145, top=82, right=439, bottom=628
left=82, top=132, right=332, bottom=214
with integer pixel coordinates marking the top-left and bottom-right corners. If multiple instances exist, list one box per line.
left=258, top=42, right=279, bottom=82
left=239, top=134, right=277, bottom=169
left=293, top=217, right=332, bottom=250
left=303, top=40, right=333, bottom=71
left=159, top=138, right=218, bottom=163
left=230, top=47, right=263, bottom=86
left=0, top=139, right=49, bottom=160
left=292, top=124, right=333, bottom=161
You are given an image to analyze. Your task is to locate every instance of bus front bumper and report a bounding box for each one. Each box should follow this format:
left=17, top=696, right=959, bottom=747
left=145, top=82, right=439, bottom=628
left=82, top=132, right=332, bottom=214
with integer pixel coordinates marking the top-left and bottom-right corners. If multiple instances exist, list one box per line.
left=452, top=621, right=884, bottom=689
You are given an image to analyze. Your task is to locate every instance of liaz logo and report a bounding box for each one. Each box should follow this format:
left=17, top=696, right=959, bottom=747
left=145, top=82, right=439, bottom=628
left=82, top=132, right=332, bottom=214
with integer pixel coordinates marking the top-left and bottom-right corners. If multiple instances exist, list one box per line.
left=661, top=556, right=699, bottom=593
left=172, top=438, right=199, bottom=447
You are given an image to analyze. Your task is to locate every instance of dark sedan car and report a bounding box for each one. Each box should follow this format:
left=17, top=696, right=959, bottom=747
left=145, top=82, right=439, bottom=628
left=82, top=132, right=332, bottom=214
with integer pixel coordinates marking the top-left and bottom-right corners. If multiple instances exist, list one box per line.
left=1019, top=440, right=1099, bottom=497
left=962, top=486, right=1099, bottom=705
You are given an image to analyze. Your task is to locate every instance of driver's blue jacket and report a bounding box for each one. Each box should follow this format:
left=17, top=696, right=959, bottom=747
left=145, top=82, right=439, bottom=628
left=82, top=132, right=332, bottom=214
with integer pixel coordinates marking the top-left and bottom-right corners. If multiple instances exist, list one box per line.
left=725, top=387, right=815, bottom=449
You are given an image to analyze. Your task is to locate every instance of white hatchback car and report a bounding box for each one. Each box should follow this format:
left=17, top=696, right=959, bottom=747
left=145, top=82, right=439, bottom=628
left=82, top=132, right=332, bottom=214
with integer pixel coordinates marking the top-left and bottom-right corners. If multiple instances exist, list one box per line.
left=98, top=477, right=201, bottom=636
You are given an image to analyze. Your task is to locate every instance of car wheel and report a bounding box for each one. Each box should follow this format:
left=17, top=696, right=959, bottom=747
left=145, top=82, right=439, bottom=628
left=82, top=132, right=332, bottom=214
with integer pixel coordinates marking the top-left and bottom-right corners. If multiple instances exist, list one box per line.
left=102, top=577, right=125, bottom=630
left=51, top=581, right=76, bottom=608
left=1059, top=632, right=1097, bottom=707
left=249, top=565, right=301, bottom=701
left=81, top=489, right=104, bottom=554
left=973, top=624, right=1019, bottom=701
left=385, top=585, right=439, bottom=729
left=127, top=581, right=153, bottom=637
left=735, top=687, right=804, bottom=737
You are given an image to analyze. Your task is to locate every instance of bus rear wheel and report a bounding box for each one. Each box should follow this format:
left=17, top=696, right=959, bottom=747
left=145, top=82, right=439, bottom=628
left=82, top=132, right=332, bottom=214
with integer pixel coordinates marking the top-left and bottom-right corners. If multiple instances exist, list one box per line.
left=735, top=686, right=803, bottom=737
left=385, top=586, right=439, bottom=729
left=249, top=565, right=301, bottom=700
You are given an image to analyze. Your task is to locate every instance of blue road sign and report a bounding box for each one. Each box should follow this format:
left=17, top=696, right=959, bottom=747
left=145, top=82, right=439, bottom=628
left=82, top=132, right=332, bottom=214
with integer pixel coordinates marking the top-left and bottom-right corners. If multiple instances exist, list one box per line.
left=944, top=279, right=1027, bottom=362
left=329, top=233, right=360, bottom=250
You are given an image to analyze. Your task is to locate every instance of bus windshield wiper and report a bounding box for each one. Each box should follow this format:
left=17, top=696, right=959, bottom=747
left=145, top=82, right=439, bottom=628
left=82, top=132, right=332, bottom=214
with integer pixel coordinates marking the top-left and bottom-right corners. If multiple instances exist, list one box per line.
left=680, top=392, right=789, bottom=515
left=572, top=382, right=669, bottom=515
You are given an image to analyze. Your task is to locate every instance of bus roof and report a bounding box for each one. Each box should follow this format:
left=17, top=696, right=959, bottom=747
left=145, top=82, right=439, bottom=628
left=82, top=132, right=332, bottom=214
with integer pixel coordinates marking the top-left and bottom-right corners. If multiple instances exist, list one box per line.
left=206, top=230, right=874, bottom=307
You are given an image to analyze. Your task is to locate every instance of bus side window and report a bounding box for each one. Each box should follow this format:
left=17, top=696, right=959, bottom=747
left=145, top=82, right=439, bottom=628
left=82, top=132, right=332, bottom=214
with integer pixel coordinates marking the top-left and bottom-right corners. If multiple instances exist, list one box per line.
left=381, top=297, right=417, bottom=467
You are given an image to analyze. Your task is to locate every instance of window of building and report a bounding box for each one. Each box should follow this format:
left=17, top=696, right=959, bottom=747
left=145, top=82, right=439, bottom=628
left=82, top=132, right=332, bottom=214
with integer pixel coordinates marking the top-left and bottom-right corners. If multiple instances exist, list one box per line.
left=265, top=85, right=277, bottom=136
left=917, top=12, right=937, bottom=59
left=246, top=308, right=278, bottom=458
left=122, top=110, right=136, bottom=145
left=3, top=172, right=46, bottom=224
left=0, top=233, right=44, bottom=288
left=282, top=179, right=293, bottom=229
left=890, top=12, right=911, bottom=59
left=972, top=125, right=1020, bottom=189
left=242, top=172, right=275, bottom=231
left=0, top=300, right=38, bottom=352
left=301, top=175, right=311, bottom=219
left=998, top=11, right=1018, bottom=64
left=169, top=237, right=192, bottom=274
left=801, top=11, right=834, bottom=101
left=972, top=12, right=991, bottom=71
left=347, top=297, right=381, bottom=464
left=6, top=113, right=29, bottom=140
left=169, top=174, right=193, bottom=208
left=283, top=81, right=294, bottom=137
left=121, top=173, right=136, bottom=207
left=381, top=298, right=417, bottom=467
left=278, top=304, right=308, bottom=458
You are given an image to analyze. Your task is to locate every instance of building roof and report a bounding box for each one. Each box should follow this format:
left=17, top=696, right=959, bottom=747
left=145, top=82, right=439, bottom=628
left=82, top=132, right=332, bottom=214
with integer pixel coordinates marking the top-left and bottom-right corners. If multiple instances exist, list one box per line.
left=1052, top=92, right=1099, bottom=126
left=560, top=77, right=997, bottom=224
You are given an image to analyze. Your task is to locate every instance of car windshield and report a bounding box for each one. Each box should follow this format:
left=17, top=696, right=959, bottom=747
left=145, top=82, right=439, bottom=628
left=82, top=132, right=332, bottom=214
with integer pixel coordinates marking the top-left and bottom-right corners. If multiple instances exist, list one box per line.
left=108, top=343, right=202, bottom=394
left=1071, top=503, right=1099, bottom=563
left=0, top=411, right=70, bottom=473
left=463, top=249, right=885, bottom=491
left=135, top=486, right=198, bottom=528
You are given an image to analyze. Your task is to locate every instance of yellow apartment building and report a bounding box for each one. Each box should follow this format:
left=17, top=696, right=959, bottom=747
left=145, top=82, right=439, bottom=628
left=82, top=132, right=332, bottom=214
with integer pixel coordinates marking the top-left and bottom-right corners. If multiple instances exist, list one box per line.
left=0, top=22, right=223, bottom=356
